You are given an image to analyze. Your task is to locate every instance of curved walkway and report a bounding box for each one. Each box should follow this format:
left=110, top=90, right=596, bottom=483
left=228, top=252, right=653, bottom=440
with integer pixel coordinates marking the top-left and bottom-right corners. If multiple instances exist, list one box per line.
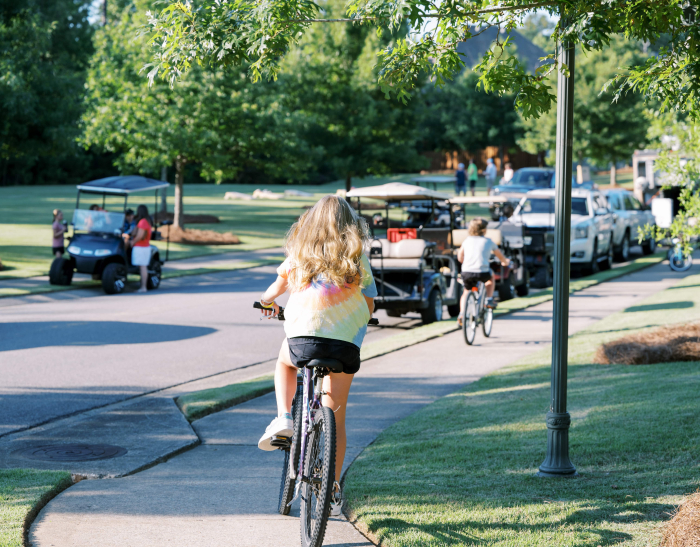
left=29, top=261, right=690, bottom=547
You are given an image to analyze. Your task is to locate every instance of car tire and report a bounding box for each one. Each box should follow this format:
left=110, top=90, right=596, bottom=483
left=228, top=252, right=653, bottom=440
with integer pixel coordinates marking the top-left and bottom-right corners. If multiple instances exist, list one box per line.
left=420, top=289, right=443, bottom=325
left=49, top=257, right=73, bottom=286
left=515, top=281, right=530, bottom=297
left=615, top=232, right=630, bottom=262
left=102, top=263, right=127, bottom=295
left=600, top=237, right=614, bottom=271
left=532, top=267, right=552, bottom=288
left=498, top=273, right=514, bottom=301
left=147, top=261, right=162, bottom=290
left=642, top=237, right=657, bottom=255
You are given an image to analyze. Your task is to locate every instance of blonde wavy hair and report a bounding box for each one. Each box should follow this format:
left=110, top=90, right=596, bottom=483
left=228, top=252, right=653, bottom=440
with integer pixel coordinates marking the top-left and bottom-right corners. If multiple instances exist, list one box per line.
left=285, top=195, right=370, bottom=291
left=467, top=217, right=488, bottom=236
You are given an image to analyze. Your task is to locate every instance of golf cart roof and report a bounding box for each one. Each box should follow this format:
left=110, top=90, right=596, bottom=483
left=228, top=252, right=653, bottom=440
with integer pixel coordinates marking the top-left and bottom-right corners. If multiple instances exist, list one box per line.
left=346, top=182, right=450, bottom=201
left=77, top=176, right=170, bottom=195
left=450, top=196, right=509, bottom=204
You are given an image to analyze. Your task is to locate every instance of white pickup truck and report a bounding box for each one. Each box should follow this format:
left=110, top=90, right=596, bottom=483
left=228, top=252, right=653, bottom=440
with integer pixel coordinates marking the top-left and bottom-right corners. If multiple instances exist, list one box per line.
left=602, top=189, right=657, bottom=261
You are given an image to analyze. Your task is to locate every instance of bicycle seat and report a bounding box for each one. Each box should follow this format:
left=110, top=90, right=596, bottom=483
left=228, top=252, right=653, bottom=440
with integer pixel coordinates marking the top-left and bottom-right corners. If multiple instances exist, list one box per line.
left=306, top=358, right=343, bottom=373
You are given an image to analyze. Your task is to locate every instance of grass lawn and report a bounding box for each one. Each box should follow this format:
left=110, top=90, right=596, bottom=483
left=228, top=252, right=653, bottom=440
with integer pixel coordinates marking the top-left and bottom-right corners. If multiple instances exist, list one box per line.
left=0, top=469, right=72, bottom=547
left=345, top=272, right=700, bottom=547
left=0, top=173, right=492, bottom=281
left=176, top=374, right=275, bottom=422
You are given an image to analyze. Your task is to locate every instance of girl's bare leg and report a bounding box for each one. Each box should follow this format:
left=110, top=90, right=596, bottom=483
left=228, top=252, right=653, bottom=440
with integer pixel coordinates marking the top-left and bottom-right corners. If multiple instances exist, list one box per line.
left=322, top=372, right=354, bottom=482
left=139, top=265, right=148, bottom=290
left=274, top=339, right=298, bottom=416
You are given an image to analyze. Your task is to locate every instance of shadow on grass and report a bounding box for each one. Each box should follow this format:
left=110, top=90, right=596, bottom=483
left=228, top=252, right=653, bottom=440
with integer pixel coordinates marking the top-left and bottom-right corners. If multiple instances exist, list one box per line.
left=624, top=301, right=694, bottom=313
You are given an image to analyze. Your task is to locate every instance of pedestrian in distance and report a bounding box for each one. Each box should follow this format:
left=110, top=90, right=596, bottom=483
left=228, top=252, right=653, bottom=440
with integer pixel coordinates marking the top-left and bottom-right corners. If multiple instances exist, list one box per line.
left=455, top=162, right=466, bottom=196
left=484, top=158, right=497, bottom=194
left=130, top=205, right=152, bottom=293
left=51, top=209, right=66, bottom=258
left=503, top=162, right=514, bottom=183
left=467, top=158, right=479, bottom=197
left=257, top=195, right=377, bottom=517
left=457, top=217, right=510, bottom=322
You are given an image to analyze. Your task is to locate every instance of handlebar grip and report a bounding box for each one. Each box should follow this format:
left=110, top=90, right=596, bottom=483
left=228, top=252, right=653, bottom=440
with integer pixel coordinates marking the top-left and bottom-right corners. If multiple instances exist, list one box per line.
left=253, top=301, right=285, bottom=320
left=368, top=318, right=379, bottom=326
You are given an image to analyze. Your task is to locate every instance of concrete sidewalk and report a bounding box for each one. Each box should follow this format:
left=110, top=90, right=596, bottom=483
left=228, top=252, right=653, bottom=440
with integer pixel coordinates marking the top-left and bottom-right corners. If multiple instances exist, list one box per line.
left=29, top=261, right=690, bottom=547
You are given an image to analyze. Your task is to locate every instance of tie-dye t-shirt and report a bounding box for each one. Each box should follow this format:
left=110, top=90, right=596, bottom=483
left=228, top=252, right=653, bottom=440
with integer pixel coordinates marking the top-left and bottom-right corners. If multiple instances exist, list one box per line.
left=277, top=253, right=378, bottom=348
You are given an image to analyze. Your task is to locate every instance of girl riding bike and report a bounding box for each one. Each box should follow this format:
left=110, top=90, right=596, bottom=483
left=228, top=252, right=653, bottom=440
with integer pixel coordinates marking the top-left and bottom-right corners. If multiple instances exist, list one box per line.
left=257, top=195, right=377, bottom=517
left=457, top=217, right=510, bottom=325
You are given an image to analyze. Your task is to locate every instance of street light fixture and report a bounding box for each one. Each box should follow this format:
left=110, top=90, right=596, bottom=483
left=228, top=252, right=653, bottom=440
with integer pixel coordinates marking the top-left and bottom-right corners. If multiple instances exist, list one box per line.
left=538, top=37, right=578, bottom=478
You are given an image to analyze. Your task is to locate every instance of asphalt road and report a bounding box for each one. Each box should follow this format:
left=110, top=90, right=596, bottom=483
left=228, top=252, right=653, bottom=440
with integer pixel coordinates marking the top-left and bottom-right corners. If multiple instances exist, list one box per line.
left=0, top=265, right=418, bottom=437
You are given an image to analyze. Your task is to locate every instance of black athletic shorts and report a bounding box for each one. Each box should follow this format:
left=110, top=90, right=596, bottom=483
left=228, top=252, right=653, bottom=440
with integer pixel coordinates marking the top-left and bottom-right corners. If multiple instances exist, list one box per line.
left=469, top=179, right=477, bottom=188
left=461, top=271, right=492, bottom=289
left=287, top=336, right=361, bottom=375
left=52, top=246, right=65, bottom=255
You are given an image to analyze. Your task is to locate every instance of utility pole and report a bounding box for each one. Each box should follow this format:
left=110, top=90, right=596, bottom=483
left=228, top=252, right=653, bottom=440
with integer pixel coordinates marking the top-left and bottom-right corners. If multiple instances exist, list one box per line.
left=538, top=36, right=577, bottom=478
left=160, top=166, right=168, bottom=216
left=102, top=0, right=107, bottom=26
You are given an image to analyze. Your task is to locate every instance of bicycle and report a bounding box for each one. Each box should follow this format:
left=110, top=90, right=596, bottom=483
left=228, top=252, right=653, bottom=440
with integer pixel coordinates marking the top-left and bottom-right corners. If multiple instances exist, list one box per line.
left=668, top=238, right=693, bottom=272
left=463, top=281, right=493, bottom=345
left=253, top=302, right=378, bottom=547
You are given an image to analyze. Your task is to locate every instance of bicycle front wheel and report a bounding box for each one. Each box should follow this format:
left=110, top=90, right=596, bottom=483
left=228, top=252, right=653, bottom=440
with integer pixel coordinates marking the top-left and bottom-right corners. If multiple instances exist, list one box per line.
left=278, top=382, right=303, bottom=515
left=482, top=308, right=493, bottom=337
left=670, top=251, right=693, bottom=272
left=464, top=292, right=477, bottom=345
left=300, top=406, right=336, bottom=547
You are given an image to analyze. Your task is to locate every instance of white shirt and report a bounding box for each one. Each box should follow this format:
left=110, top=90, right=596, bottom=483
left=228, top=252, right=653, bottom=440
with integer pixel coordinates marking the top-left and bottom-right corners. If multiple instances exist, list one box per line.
left=503, top=168, right=514, bottom=182
left=460, top=236, right=497, bottom=273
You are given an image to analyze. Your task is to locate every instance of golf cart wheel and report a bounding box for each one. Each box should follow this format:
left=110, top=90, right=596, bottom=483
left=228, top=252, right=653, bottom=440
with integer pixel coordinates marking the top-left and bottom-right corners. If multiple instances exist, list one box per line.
left=599, top=237, right=614, bottom=271
left=420, top=289, right=443, bottom=325
left=585, top=241, right=600, bottom=276
left=615, top=232, right=630, bottom=262
left=515, top=280, right=529, bottom=297
left=49, top=257, right=73, bottom=286
left=147, top=262, right=162, bottom=290
left=642, top=237, right=657, bottom=255
left=102, top=263, right=127, bottom=295
left=498, top=274, right=514, bottom=301
left=482, top=308, right=493, bottom=338
left=532, top=267, right=552, bottom=288
left=463, top=292, right=477, bottom=345
left=386, top=310, right=403, bottom=318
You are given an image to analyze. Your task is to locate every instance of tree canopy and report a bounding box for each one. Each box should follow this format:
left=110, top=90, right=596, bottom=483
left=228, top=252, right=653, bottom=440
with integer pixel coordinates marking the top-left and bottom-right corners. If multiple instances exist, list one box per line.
left=146, top=1, right=700, bottom=119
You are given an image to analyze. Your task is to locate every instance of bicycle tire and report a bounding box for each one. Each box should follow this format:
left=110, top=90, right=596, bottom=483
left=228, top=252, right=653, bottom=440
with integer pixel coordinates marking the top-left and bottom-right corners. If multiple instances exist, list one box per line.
left=669, top=251, right=693, bottom=272
left=278, top=382, right=303, bottom=515
left=482, top=308, right=493, bottom=337
left=300, top=406, right=336, bottom=547
left=464, top=292, right=477, bottom=346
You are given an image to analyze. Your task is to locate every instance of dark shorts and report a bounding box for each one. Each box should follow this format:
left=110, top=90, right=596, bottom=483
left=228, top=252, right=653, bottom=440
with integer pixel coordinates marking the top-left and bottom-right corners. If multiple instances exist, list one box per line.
left=52, top=246, right=64, bottom=255
left=288, top=336, right=361, bottom=375
left=461, top=271, right=492, bottom=289
left=455, top=183, right=466, bottom=193
left=469, top=179, right=477, bottom=188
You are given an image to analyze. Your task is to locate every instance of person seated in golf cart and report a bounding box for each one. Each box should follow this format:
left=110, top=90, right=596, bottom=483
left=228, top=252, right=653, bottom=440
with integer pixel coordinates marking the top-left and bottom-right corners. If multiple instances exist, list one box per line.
left=457, top=218, right=510, bottom=323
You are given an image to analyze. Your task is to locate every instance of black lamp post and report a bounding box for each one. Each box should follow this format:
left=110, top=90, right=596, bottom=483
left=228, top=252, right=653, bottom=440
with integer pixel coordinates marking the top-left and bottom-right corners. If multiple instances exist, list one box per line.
left=538, top=37, right=578, bottom=477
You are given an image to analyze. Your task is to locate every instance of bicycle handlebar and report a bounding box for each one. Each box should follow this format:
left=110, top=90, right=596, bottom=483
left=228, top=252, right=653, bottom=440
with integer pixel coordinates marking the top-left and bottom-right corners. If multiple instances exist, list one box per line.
left=254, top=302, right=379, bottom=326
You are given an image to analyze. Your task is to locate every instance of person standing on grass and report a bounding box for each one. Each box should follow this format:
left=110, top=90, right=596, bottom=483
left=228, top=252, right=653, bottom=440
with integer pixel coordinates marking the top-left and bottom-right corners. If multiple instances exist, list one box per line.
left=484, top=158, right=497, bottom=194
left=130, top=205, right=152, bottom=293
left=51, top=210, right=66, bottom=258
left=455, top=163, right=466, bottom=196
left=503, top=162, right=514, bottom=183
left=257, top=195, right=377, bottom=517
left=467, top=159, right=479, bottom=197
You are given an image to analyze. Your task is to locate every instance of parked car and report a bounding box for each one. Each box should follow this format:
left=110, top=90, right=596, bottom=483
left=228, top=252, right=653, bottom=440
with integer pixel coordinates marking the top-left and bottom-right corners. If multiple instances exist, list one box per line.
left=490, top=168, right=555, bottom=202
left=602, top=188, right=657, bottom=261
left=512, top=188, right=615, bottom=280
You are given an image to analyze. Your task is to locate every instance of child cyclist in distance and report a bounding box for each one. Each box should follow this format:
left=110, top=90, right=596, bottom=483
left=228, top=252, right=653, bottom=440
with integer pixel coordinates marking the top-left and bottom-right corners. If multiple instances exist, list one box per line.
left=457, top=217, right=510, bottom=325
left=257, top=195, right=377, bottom=517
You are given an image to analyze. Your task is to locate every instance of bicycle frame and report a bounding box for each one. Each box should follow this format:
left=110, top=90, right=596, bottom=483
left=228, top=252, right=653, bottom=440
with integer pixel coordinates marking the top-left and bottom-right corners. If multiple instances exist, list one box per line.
left=291, top=366, right=326, bottom=485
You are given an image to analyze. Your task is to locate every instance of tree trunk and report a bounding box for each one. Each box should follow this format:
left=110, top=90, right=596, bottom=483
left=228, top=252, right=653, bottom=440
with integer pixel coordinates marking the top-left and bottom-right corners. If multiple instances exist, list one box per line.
left=160, top=166, right=168, bottom=214
left=345, top=174, right=352, bottom=193
left=610, top=164, right=617, bottom=187
left=174, top=156, right=186, bottom=229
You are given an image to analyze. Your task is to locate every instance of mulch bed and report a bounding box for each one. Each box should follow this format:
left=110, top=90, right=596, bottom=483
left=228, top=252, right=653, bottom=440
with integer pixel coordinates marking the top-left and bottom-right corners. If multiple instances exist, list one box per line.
left=154, top=212, right=220, bottom=224
left=660, top=491, right=700, bottom=547
left=161, top=226, right=240, bottom=245
left=595, top=323, right=700, bottom=365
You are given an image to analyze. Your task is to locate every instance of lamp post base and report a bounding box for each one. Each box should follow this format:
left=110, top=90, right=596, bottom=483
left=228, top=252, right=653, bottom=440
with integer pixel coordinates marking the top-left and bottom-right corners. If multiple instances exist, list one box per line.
left=538, top=411, right=577, bottom=477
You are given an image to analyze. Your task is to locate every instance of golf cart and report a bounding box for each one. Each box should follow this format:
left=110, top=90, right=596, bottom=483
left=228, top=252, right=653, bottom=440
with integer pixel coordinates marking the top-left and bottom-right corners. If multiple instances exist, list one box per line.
left=49, top=176, right=172, bottom=294
left=346, top=183, right=462, bottom=324
left=449, top=196, right=530, bottom=300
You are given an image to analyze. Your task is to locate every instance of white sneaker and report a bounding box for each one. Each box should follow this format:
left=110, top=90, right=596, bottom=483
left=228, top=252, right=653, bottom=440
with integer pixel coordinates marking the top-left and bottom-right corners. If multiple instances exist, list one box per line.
left=330, top=481, right=343, bottom=517
left=258, top=414, right=293, bottom=451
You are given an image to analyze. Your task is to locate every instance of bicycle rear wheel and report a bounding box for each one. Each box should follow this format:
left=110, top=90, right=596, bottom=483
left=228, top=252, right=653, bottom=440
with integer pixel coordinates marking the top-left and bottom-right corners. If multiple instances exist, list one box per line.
left=464, top=292, right=477, bottom=345
left=300, top=406, right=336, bottom=547
left=278, top=382, right=303, bottom=515
left=482, top=308, right=493, bottom=337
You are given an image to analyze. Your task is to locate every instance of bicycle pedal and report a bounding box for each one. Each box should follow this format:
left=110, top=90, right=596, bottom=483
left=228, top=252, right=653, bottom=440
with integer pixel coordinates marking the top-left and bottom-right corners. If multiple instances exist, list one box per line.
left=270, top=435, right=291, bottom=449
